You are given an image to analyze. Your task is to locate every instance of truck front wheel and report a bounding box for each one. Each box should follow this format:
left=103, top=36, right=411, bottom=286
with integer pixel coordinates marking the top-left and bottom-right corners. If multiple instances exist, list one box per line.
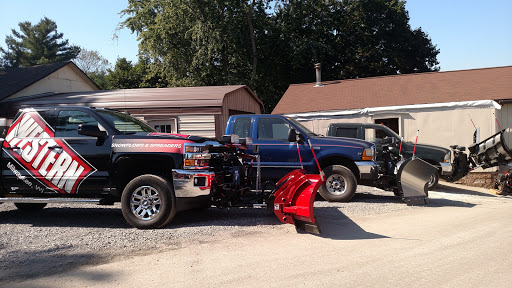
left=121, top=174, right=176, bottom=229
left=319, top=165, right=357, bottom=202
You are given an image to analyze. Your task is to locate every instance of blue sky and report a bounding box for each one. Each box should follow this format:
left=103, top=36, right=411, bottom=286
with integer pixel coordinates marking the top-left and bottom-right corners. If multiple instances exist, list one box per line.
left=1, top=0, right=511, bottom=72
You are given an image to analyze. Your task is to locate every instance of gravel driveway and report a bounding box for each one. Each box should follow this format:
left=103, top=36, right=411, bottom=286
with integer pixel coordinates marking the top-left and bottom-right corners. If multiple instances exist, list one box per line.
left=0, top=182, right=506, bottom=284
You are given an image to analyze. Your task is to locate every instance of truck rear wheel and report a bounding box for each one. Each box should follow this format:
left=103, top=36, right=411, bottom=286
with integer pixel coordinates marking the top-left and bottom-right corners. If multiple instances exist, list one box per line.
left=121, top=174, right=176, bottom=229
left=14, top=203, right=47, bottom=211
left=319, top=165, right=357, bottom=202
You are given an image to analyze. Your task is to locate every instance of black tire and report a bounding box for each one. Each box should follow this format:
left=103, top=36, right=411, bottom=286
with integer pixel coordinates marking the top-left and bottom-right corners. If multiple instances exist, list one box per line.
left=121, top=174, right=176, bottom=229
left=427, top=170, right=439, bottom=190
left=318, top=165, right=357, bottom=202
left=14, top=203, right=47, bottom=211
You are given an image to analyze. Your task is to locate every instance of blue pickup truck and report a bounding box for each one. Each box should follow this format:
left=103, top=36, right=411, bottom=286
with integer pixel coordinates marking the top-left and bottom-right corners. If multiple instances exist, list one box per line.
left=225, top=115, right=380, bottom=202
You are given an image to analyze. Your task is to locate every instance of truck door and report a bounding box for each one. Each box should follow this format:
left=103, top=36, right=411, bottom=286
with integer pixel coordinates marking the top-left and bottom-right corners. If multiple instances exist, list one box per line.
left=231, top=116, right=299, bottom=181
left=52, top=109, right=111, bottom=194
left=1, top=109, right=56, bottom=194
left=253, top=117, right=300, bottom=180
left=364, top=126, right=398, bottom=161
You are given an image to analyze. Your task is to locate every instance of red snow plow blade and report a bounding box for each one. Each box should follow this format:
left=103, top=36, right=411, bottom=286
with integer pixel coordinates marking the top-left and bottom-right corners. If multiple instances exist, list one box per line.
left=273, top=169, right=323, bottom=234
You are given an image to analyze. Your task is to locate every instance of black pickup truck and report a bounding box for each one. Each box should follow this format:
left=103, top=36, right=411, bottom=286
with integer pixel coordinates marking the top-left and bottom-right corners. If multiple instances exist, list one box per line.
left=0, top=106, right=222, bottom=229
left=326, top=123, right=454, bottom=189
left=1, top=106, right=321, bottom=231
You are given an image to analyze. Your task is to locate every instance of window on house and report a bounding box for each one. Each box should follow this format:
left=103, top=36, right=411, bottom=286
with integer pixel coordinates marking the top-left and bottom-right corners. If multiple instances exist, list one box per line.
left=154, top=125, right=172, bottom=133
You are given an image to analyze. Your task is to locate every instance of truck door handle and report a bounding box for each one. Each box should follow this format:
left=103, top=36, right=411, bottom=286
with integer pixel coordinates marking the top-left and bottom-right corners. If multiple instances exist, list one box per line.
left=48, top=145, right=63, bottom=153
left=4, top=146, right=20, bottom=151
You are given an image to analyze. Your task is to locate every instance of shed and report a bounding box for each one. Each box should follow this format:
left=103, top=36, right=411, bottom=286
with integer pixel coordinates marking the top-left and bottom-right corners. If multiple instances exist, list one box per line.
left=2, top=85, right=263, bottom=138
left=272, top=66, right=512, bottom=157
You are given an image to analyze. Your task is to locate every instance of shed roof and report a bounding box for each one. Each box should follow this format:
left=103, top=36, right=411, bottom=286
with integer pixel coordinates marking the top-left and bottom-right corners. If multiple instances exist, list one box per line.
left=0, top=61, right=98, bottom=101
left=2, top=85, right=263, bottom=114
left=272, top=66, right=512, bottom=115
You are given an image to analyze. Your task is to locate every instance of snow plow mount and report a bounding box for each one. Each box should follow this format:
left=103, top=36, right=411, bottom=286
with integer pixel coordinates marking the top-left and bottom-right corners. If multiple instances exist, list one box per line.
left=273, top=169, right=322, bottom=234
left=396, top=157, right=437, bottom=205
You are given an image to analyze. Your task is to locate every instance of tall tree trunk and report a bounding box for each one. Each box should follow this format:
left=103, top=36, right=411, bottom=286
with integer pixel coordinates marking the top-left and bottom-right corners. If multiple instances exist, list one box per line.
left=247, top=0, right=258, bottom=78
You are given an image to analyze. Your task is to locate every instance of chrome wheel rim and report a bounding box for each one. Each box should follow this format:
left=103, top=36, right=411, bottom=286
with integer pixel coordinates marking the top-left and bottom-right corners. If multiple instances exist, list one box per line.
left=326, top=174, right=347, bottom=195
left=428, top=174, right=436, bottom=186
left=130, top=186, right=161, bottom=220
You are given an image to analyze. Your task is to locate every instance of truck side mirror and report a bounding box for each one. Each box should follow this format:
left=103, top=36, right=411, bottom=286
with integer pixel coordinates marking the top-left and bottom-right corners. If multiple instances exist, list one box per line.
left=381, top=136, right=396, bottom=145
left=288, top=128, right=304, bottom=143
left=78, top=124, right=107, bottom=139
left=288, top=129, right=297, bottom=142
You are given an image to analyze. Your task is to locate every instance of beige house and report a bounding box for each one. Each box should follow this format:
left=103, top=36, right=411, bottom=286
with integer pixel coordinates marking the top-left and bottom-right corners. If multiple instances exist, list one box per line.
left=0, top=61, right=99, bottom=130
left=273, top=66, right=512, bottom=157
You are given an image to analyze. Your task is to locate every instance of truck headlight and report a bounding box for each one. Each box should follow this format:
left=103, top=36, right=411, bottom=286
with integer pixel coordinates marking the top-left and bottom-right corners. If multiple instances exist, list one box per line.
left=184, top=143, right=211, bottom=169
left=444, top=151, right=451, bottom=163
left=184, top=159, right=210, bottom=168
left=362, top=147, right=374, bottom=161
left=185, top=145, right=209, bottom=153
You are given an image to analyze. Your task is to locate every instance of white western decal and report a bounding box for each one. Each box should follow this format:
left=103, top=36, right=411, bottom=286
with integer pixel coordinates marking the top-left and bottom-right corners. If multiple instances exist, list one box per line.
left=21, top=137, right=41, bottom=163
left=39, top=151, right=57, bottom=177
left=58, top=161, right=85, bottom=193
left=32, top=137, right=56, bottom=170
left=48, top=152, right=73, bottom=185
left=3, top=111, right=95, bottom=194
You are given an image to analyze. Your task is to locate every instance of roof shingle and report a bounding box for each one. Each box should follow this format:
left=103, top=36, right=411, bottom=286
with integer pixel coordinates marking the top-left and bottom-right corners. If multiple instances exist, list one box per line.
left=272, top=66, right=512, bottom=115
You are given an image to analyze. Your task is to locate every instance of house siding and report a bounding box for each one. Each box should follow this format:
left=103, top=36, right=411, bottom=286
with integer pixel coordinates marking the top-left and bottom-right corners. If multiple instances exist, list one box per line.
left=299, top=106, right=498, bottom=156
left=8, top=65, right=97, bottom=99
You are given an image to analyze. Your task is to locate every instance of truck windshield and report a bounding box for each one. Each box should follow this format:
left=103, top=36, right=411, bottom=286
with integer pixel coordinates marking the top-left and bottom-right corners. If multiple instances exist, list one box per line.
left=96, top=110, right=156, bottom=134
left=286, top=117, right=318, bottom=136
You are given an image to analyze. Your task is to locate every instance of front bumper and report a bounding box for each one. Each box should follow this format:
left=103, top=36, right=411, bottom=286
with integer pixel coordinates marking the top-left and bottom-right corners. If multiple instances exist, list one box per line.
left=172, top=169, right=213, bottom=198
left=440, top=162, right=454, bottom=176
left=355, top=161, right=380, bottom=180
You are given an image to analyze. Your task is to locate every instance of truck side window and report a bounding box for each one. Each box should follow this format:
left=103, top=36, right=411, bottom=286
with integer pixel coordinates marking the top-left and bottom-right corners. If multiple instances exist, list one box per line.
left=365, top=127, right=391, bottom=143
left=335, top=127, right=358, bottom=138
left=233, top=117, right=251, bottom=138
left=258, top=118, right=290, bottom=140
left=55, top=110, right=99, bottom=137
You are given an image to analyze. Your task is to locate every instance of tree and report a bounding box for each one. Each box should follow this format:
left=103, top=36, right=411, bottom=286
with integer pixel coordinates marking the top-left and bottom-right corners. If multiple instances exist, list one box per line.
left=337, top=0, right=440, bottom=78
left=106, top=57, right=145, bottom=89
left=119, top=0, right=440, bottom=112
left=121, top=0, right=270, bottom=87
left=75, top=48, right=110, bottom=75
left=0, top=17, right=80, bottom=69
left=75, top=48, right=111, bottom=89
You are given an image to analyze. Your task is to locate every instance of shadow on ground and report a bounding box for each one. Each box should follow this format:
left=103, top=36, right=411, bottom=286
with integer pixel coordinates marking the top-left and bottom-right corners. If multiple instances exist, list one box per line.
left=312, top=207, right=388, bottom=241
left=0, top=248, right=111, bottom=285
left=436, top=183, right=498, bottom=198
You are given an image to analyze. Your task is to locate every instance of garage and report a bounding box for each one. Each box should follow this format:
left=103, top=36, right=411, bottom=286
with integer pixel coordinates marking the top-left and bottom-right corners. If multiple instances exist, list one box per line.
left=2, top=85, right=263, bottom=138
left=273, top=66, right=512, bottom=165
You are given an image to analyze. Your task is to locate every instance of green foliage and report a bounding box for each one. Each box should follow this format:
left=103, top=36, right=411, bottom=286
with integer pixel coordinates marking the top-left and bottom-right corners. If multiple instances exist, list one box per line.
left=75, top=48, right=111, bottom=74
left=0, top=17, right=80, bottom=69
left=120, top=0, right=440, bottom=112
left=75, top=48, right=111, bottom=90
left=88, top=71, right=109, bottom=90
left=106, top=58, right=147, bottom=89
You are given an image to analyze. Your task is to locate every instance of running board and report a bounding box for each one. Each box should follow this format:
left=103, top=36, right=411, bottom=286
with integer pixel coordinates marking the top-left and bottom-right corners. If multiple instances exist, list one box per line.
left=0, top=197, right=104, bottom=204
